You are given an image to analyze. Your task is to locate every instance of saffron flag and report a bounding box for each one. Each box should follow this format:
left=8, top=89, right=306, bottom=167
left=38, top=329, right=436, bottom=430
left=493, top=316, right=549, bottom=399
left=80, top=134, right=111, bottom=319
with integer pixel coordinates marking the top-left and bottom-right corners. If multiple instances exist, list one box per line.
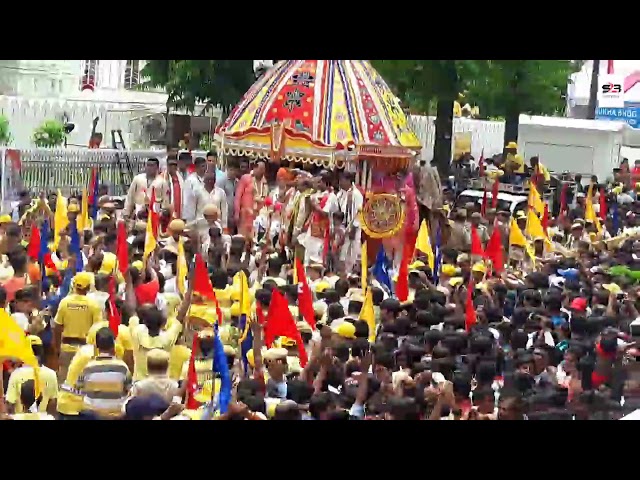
left=143, top=190, right=159, bottom=260
left=585, top=183, right=602, bottom=233
left=509, top=219, right=527, bottom=247
left=295, top=257, right=316, bottom=330
left=361, top=240, right=368, bottom=289
left=193, top=253, right=216, bottom=302
left=53, top=189, right=68, bottom=250
left=176, top=237, right=188, bottom=297
left=359, top=288, right=376, bottom=342
left=265, top=289, right=308, bottom=367
left=528, top=183, right=545, bottom=216
left=415, top=219, right=435, bottom=271
left=395, top=241, right=412, bottom=302
left=185, top=335, right=200, bottom=410
left=0, top=308, right=41, bottom=396
left=525, top=208, right=546, bottom=240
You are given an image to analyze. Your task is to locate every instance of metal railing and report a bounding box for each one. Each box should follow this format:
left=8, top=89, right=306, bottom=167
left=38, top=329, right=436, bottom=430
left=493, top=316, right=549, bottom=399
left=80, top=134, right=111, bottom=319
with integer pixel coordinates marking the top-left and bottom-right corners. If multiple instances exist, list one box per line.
left=0, top=148, right=170, bottom=211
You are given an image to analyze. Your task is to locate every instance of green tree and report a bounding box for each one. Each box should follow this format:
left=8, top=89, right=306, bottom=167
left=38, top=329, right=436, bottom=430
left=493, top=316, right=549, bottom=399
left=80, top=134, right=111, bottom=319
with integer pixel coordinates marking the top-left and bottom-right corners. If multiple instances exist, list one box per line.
left=372, top=60, right=489, bottom=176
left=468, top=60, right=577, bottom=148
left=140, top=60, right=255, bottom=115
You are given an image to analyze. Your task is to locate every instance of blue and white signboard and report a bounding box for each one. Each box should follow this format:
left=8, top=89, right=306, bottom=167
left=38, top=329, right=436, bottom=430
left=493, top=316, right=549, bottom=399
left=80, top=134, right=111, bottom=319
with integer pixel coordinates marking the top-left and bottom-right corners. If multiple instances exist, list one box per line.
left=596, top=103, right=640, bottom=129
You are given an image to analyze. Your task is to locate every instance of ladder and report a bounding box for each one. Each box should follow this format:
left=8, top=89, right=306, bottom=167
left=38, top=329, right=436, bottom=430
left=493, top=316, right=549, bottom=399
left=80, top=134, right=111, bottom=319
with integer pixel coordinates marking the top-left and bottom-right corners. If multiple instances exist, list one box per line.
left=110, top=130, right=134, bottom=196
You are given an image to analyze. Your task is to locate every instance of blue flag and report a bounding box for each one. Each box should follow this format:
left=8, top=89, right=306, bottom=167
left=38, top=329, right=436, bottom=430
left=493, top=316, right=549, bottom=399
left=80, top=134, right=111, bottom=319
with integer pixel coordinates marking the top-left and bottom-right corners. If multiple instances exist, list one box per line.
left=69, top=222, right=84, bottom=272
left=372, top=245, right=393, bottom=293
left=239, top=315, right=254, bottom=375
left=212, top=323, right=232, bottom=415
left=433, top=224, right=442, bottom=285
left=612, top=201, right=620, bottom=235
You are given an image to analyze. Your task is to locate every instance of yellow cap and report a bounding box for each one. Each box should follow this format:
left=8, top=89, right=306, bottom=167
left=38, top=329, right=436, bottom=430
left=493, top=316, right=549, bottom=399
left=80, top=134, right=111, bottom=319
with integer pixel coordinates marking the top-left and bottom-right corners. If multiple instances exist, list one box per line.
left=441, top=264, right=459, bottom=277
left=0, top=215, right=11, bottom=224
left=603, top=283, right=622, bottom=295
left=28, top=335, right=42, bottom=346
left=229, top=302, right=241, bottom=318
left=506, top=141, right=518, bottom=149
left=74, top=271, right=93, bottom=289
left=246, top=348, right=255, bottom=368
left=515, top=211, right=527, bottom=220
left=332, top=322, right=356, bottom=339
left=131, top=260, right=144, bottom=272
left=472, top=262, right=487, bottom=274
left=409, top=260, right=425, bottom=270
left=278, top=336, right=297, bottom=347
left=449, top=277, right=464, bottom=287
left=99, top=252, right=117, bottom=274
left=315, top=281, right=330, bottom=293
left=68, top=204, right=80, bottom=213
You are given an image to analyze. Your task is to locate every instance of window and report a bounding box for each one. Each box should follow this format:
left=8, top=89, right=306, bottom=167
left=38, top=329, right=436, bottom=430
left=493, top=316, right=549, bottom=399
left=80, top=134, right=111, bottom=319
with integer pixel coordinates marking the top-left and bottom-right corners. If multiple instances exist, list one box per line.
left=80, top=60, right=99, bottom=91
left=124, top=60, right=140, bottom=89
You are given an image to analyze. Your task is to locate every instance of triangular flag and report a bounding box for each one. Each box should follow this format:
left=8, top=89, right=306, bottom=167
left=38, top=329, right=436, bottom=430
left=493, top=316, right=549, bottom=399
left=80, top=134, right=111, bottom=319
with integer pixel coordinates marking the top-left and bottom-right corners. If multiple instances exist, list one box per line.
left=470, top=225, right=484, bottom=257
left=509, top=219, right=527, bottom=247
left=528, top=183, right=545, bottom=217
left=485, top=227, right=504, bottom=274
left=265, top=289, right=307, bottom=367
left=176, top=237, right=188, bottom=297
left=193, top=253, right=216, bottom=302
left=185, top=335, right=200, bottom=410
left=525, top=208, right=546, bottom=240
left=53, top=189, right=68, bottom=250
left=395, top=240, right=412, bottom=302
left=360, top=288, right=376, bottom=342
left=361, top=240, right=368, bottom=289
left=27, top=223, right=40, bottom=261
left=0, top=308, right=42, bottom=397
left=116, top=221, right=129, bottom=276
left=415, top=219, right=435, bottom=270
left=465, top=282, right=477, bottom=331
left=143, top=190, right=159, bottom=260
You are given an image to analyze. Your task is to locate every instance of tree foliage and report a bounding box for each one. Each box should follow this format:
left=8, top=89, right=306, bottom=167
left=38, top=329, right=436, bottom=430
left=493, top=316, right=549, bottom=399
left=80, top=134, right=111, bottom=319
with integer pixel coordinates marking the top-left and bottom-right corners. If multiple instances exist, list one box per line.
left=140, top=60, right=255, bottom=114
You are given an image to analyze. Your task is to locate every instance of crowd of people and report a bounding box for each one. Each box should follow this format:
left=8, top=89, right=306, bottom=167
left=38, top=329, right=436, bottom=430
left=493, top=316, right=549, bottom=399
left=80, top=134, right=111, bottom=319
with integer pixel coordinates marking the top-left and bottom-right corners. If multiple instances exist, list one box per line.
left=1, top=145, right=640, bottom=421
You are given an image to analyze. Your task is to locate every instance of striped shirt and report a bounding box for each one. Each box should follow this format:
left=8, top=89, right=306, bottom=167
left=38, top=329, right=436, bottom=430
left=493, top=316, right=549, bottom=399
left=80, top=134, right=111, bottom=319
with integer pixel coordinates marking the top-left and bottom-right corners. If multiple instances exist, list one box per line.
left=77, top=355, right=132, bottom=418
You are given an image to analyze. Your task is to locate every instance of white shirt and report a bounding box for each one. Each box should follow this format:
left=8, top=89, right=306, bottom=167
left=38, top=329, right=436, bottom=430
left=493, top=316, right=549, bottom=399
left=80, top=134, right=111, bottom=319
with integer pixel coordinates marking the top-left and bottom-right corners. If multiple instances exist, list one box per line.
left=182, top=173, right=206, bottom=223
left=336, top=185, right=364, bottom=230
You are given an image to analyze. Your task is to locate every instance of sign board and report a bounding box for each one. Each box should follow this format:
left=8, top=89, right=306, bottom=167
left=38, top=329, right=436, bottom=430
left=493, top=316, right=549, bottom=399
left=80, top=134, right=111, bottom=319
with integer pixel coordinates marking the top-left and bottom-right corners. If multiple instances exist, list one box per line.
left=598, top=74, right=625, bottom=108
left=596, top=106, right=640, bottom=128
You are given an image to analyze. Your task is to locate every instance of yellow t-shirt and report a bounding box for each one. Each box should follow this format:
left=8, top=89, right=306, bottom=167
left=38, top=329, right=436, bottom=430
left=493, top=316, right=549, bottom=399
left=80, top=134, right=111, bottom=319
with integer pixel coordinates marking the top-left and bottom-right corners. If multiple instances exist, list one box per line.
left=57, top=345, right=94, bottom=415
left=169, top=344, right=191, bottom=381
left=6, top=366, right=58, bottom=413
left=506, top=153, right=525, bottom=173
left=129, top=316, right=182, bottom=381
left=54, top=293, right=103, bottom=341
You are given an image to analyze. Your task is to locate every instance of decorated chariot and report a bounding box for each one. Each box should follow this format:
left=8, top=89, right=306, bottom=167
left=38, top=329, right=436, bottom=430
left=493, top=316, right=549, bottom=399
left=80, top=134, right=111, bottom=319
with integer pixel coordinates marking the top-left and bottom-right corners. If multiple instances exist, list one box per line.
left=215, top=60, right=423, bottom=262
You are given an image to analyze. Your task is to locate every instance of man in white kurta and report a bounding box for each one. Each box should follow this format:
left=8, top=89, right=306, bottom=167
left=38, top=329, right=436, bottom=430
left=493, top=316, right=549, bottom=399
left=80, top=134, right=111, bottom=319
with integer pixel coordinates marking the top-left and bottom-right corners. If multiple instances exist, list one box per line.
left=336, top=172, right=364, bottom=272
left=182, top=157, right=208, bottom=225
left=123, top=157, right=161, bottom=219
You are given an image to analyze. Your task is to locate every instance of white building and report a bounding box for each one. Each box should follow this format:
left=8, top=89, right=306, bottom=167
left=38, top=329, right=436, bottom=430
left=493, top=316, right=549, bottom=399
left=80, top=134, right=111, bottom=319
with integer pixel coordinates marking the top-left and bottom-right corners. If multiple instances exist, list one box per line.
left=0, top=60, right=171, bottom=148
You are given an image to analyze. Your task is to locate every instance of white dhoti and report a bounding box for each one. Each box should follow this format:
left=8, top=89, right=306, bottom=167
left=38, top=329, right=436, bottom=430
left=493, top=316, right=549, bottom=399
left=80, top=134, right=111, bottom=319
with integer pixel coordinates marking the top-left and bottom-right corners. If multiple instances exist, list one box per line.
left=301, top=234, right=325, bottom=265
left=340, top=228, right=362, bottom=272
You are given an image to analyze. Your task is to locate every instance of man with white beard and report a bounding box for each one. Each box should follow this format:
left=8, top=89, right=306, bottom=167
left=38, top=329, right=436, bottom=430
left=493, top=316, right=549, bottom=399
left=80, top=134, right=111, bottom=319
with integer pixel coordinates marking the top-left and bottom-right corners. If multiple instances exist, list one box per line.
left=336, top=171, right=363, bottom=272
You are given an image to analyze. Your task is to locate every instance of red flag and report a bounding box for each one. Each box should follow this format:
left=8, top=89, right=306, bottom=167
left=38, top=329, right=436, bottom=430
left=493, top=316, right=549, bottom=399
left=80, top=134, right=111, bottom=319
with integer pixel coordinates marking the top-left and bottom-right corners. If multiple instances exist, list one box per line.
left=491, top=179, right=499, bottom=208
left=480, top=187, right=488, bottom=218
left=264, top=289, right=308, bottom=367
left=193, top=254, right=216, bottom=302
left=116, top=220, right=128, bottom=275
left=295, top=257, right=316, bottom=330
left=465, top=282, right=477, bottom=332
left=395, top=240, right=413, bottom=302
left=107, top=276, right=121, bottom=338
left=27, top=223, right=40, bottom=261
left=211, top=290, right=223, bottom=326
left=599, top=188, right=607, bottom=221
left=470, top=225, right=484, bottom=257
left=185, top=335, right=200, bottom=410
left=478, top=148, right=485, bottom=177
left=256, top=303, right=266, bottom=325
left=484, top=228, right=504, bottom=274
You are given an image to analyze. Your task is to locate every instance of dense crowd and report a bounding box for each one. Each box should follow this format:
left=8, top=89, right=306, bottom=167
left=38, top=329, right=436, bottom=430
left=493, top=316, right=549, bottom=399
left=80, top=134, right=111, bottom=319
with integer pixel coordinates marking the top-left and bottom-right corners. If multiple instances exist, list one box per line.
left=1, top=146, right=640, bottom=421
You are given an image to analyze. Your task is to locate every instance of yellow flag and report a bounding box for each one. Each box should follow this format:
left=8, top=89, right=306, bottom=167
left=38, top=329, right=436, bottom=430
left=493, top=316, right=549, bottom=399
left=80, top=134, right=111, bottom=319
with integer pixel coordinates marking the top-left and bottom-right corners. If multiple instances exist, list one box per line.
left=361, top=240, right=368, bottom=288
left=237, top=270, right=252, bottom=317
left=525, top=242, right=537, bottom=268
left=143, top=216, right=157, bottom=260
left=528, top=183, right=544, bottom=217
left=176, top=237, right=188, bottom=296
left=415, top=219, right=435, bottom=270
left=509, top=219, right=527, bottom=247
left=585, top=183, right=603, bottom=233
left=293, top=256, right=298, bottom=285
left=359, top=288, right=376, bottom=342
left=0, top=308, right=41, bottom=396
left=525, top=209, right=546, bottom=239
left=78, top=188, right=90, bottom=232
left=54, top=189, right=68, bottom=250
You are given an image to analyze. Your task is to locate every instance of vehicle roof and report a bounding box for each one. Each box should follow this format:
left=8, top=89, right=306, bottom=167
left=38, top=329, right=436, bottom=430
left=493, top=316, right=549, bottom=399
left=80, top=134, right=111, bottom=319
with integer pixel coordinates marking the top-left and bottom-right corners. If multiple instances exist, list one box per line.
left=519, top=114, right=627, bottom=133
left=458, top=190, right=528, bottom=203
